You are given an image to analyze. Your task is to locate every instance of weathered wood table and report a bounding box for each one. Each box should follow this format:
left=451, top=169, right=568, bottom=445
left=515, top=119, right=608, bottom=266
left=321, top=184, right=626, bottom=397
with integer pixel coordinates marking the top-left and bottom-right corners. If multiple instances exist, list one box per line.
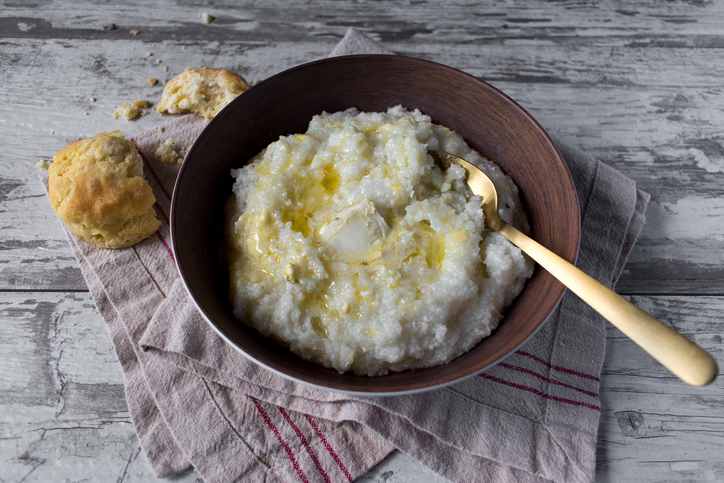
left=1, top=1, right=722, bottom=481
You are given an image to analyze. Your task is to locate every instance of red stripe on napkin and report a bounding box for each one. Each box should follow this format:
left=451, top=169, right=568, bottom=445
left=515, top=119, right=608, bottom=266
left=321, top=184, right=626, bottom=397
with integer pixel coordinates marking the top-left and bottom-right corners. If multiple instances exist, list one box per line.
left=278, top=408, right=331, bottom=483
left=479, top=373, right=601, bottom=411
left=304, top=414, right=354, bottom=482
left=515, top=350, right=601, bottom=381
left=250, top=397, right=310, bottom=483
left=497, top=362, right=599, bottom=399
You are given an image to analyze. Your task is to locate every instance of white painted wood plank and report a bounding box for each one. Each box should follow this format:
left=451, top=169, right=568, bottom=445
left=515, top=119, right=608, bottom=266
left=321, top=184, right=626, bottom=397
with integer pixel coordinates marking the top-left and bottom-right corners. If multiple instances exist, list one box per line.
left=1, top=3, right=723, bottom=291
left=0, top=292, right=197, bottom=482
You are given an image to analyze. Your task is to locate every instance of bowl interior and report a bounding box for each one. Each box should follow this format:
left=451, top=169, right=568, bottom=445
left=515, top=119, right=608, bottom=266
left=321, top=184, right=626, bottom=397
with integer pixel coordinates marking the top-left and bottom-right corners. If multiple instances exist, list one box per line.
left=171, top=55, right=580, bottom=394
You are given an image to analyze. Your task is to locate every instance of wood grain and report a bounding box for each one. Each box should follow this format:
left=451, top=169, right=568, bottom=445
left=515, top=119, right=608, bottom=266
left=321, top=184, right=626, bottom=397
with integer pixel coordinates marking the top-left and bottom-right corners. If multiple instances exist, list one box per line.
left=1, top=1, right=722, bottom=481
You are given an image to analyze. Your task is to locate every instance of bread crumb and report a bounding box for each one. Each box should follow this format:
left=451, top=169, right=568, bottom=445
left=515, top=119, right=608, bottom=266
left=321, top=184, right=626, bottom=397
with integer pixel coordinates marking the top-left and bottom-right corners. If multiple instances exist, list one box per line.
left=155, top=126, right=165, bottom=132
left=156, top=67, right=250, bottom=120
left=113, top=103, right=143, bottom=120
left=130, top=29, right=140, bottom=35
left=88, top=97, right=96, bottom=102
left=132, top=99, right=151, bottom=108
left=146, top=52, right=152, bottom=57
left=199, top=12, right=215, bottom=23
left=148, top=78, right=158, bottom=86
left=36, top=160, right=50, bottom=170
left=164, top=65, right=169, bottom=72
left=155, top=139, right=180, bottom=164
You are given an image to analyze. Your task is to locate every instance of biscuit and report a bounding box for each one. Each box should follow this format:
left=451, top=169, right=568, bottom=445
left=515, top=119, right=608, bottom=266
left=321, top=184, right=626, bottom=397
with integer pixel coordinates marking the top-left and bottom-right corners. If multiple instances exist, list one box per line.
left=156, top=68, right=249, bottom=120
left=48, top=130, right=161, bottom=248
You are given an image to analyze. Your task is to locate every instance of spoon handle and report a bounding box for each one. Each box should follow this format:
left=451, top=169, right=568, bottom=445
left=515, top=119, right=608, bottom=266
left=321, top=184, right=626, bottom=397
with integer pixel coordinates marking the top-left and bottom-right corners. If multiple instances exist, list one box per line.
left=497, top=222, right=718, bottom=386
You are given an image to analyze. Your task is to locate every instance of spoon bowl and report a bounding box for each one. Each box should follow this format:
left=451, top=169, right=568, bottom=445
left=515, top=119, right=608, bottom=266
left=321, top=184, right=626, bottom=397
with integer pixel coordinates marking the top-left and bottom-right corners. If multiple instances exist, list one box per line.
left=430, top=150, right=718, bottom=386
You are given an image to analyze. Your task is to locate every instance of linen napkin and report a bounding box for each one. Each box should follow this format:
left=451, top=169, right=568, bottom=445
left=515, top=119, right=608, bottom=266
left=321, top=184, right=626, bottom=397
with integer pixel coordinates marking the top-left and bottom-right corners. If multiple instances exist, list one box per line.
left=48, top=28, right=650, bottom=483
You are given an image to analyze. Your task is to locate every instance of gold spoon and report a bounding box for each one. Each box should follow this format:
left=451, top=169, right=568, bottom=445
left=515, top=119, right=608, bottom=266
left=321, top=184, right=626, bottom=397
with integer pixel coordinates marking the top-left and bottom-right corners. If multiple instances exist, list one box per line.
left=430, top=150, right=718, bottom=386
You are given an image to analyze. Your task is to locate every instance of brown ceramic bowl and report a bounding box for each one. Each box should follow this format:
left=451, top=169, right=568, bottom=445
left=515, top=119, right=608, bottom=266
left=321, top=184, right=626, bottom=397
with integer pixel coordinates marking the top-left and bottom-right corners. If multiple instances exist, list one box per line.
left=171, top=55, right=580, bottom=394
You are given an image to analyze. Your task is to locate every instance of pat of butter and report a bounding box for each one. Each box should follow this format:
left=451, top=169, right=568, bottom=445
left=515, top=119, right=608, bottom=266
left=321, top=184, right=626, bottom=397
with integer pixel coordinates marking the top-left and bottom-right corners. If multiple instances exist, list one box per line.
left=318, top=199, right=390, bottom=257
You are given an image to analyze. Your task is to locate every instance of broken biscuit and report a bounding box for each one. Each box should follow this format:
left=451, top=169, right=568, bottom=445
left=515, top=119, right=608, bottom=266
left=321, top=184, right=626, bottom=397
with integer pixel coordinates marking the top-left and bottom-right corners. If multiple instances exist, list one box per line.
left=156, top=67, right=249, bottom=120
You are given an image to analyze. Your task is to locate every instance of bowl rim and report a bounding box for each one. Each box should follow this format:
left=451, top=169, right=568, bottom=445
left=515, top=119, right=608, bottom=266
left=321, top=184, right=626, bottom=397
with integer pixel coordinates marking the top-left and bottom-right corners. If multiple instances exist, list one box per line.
left=171, top=54, right=581, bottom=395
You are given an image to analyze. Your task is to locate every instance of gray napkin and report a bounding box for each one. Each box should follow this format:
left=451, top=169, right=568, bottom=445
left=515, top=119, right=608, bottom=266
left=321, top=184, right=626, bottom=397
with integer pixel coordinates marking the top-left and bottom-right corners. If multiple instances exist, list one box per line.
left=51, top=28, right=650, bottom=483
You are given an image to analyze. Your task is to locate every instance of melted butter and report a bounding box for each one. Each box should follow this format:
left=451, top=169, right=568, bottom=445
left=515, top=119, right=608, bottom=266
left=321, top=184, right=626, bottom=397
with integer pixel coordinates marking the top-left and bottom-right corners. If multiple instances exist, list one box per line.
left=321, top=164, right=340, bottom=193
left=450, top=229, right=470, bottom=243
left=284, top=263, right=298, bottom=283
left=281, top=206, right=311, bottom=237
left=311, top=316, right=328, bottom=338
left=425, top=234, right=446, bottom=270
left=409, top=221, right=447, bottom=270
left=243, top=211, right=273, bottom=256
left=279, top=160, right=342, bottom=237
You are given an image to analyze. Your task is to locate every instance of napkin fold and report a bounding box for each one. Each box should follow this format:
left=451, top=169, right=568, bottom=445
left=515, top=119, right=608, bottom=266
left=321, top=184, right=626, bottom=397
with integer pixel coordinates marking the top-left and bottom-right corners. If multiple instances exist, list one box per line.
left=50, top=28, right=650, bottom=483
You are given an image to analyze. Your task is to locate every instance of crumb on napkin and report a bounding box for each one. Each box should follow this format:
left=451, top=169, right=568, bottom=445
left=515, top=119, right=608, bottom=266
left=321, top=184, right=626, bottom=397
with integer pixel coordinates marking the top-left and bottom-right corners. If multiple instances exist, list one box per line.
left=154, top=138, right=180, bottom=165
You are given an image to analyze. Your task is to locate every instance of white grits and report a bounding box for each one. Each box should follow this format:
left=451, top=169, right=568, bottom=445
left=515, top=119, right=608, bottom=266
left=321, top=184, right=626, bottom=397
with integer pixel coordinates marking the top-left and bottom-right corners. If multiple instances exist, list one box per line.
left=226, top=106, right=533, bottom=376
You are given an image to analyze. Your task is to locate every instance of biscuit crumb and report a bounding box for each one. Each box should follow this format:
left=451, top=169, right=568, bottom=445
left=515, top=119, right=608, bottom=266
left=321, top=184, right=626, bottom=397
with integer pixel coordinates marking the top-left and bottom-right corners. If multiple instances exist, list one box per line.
left=113, top=103, right=143, bottom=120
left=36, top=160, right=50, bottom=170
left=146, top=52, right=152, bottom=57
left=164, top=66, right=169, bottom=72
left=130, top=29, right=140, bottom=35
left=199, top=12, right=215, bottom=23
left=156, top=67, right=250, bottom=120
left=132, top=99, right=151, bottom=108
left=155, top=139, right=180, bottom=164
left=154, top=126, right=165, bottom=132
left=88, top=97, right=96, bottom=102
left=148, top=78, right=158, bottom=86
